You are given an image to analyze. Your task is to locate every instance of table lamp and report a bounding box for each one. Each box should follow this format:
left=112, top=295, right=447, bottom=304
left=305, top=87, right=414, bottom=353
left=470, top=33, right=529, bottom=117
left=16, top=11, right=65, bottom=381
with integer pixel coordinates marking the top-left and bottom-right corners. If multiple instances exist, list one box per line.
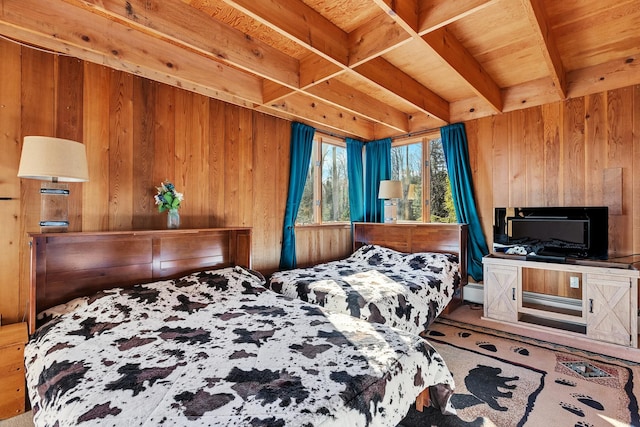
left=17, top=136, right=89, bottom=232
left=378, top=180, right=402, bottom=223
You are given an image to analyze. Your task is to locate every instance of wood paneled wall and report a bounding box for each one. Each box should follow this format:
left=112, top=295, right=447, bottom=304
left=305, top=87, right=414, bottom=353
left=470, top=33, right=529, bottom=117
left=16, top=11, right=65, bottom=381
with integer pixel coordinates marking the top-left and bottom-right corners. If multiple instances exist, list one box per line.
left=466, top=85, right=640, bottom=261
left=0, top=40, right=351, bottom=325
left=2, top=38, right=639, bottom=324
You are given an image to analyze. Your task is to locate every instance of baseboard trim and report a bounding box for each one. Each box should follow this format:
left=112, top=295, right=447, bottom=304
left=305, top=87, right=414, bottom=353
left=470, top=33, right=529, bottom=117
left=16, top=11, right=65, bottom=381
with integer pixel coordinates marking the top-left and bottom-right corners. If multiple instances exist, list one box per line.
left=463, top=282, right=484, bottom=305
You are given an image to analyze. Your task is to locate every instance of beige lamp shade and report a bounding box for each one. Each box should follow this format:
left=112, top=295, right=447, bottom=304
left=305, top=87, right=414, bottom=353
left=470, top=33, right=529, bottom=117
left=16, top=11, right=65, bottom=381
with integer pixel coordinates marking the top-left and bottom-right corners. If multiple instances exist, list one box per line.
left=378, top=180, right=402, bottom=199
left=18, top=136, right=89, bottom=182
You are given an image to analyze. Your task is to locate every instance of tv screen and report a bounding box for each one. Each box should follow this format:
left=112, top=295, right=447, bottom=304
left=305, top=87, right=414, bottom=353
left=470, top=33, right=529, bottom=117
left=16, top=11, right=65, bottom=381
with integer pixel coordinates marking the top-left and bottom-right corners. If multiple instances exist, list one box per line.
left=494, top=207, right=608, bottom=259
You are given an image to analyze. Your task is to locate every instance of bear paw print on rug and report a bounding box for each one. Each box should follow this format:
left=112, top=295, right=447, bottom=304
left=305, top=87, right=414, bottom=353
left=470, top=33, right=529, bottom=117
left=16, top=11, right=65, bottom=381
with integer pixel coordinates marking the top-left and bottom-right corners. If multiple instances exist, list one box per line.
left=570, top=393, right=604, bottom=411
left=510, top=346, right=530, bottom=356
left=475, top=341, right=497, bottom=352
left=559, top=401, right=585, bottom=417
left=555, top=378, right=577, bottom=387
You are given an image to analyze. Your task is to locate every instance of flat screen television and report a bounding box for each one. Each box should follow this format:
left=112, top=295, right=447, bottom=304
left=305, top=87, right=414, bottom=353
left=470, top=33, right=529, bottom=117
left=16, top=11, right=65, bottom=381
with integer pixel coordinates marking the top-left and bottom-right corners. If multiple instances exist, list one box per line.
left=493, top=206, right=608, bottom=260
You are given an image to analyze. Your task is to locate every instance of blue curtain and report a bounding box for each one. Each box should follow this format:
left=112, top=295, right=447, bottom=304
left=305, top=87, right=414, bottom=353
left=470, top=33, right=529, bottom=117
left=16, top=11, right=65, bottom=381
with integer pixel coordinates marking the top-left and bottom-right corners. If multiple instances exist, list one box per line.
left=279, top=122, right=315, bottom=270
left=441, top=123, right=489, bottom=281
left=364, top=138, right=392, bottom=223
left=346, top=138, right=364, bottom=223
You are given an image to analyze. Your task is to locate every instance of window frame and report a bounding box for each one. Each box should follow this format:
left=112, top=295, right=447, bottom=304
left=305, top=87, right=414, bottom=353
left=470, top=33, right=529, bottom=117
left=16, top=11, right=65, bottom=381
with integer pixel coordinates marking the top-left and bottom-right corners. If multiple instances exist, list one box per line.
left=391, top=130, right=444, bottom=223
left=296, top=134, right=350, bottom=226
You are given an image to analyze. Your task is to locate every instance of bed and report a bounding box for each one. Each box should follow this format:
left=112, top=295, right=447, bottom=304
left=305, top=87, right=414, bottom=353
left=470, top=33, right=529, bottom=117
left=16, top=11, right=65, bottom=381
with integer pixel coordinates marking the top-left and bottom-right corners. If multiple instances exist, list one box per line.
left=269, top=223, right=468, bottom=336
left=25, top=228, right=455, bottom=427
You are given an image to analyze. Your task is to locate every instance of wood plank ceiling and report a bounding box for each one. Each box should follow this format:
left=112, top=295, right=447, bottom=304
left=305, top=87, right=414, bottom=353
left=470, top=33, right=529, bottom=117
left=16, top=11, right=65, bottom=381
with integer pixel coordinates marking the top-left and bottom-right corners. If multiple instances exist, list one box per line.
left=0, top=0, right=639, bottom=139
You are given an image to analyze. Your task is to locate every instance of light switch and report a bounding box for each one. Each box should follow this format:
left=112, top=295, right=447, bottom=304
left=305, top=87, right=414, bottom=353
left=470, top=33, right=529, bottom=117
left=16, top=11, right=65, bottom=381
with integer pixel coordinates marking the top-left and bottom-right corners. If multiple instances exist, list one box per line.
left=570, top=276, right=580, bottom=289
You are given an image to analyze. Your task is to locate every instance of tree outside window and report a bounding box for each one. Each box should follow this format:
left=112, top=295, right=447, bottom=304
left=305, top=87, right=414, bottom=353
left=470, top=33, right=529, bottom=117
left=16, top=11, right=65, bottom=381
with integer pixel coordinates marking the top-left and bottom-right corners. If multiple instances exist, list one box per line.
left=297, top=136, right=350, bottom=225
left=391, top=135, right=456, bottom=223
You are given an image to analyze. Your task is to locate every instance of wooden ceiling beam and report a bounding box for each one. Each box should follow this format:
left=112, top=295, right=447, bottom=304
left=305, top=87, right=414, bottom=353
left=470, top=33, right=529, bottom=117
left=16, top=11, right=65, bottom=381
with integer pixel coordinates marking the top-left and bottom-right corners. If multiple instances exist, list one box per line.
left=221, top=0, right=349, bottom=66
left=305, top=79, right=409, bottom=133
left=521, top=0, right=567, bottom=99
left=418, top=0, right=498, bottom=34
left=264, top=76, right=410, bottom=133
left=299, top=54, right=343, bottom=89
left=70, top=0, right=409, bottom=136
left=422, top=27, right=503, bottom=113
left=369, top=0, right=419, bottom=34
left=451, top=77, right=560, bottom=122
left=371, top=0, right=502, bottom=115
left=566, top=53, right=640, bottom=99
left=451, top=51, right=640, bottom=123
left=65, top=0, right=301, bottom=90
left=223, top=0, right=451, bottom=132
left=0, top=0, right=262, bottom=105
left=355, top=58, right=450, bottom=122
left=348, top=12, right=412, bottom=67
left=260, top=93, right=375, bottom=139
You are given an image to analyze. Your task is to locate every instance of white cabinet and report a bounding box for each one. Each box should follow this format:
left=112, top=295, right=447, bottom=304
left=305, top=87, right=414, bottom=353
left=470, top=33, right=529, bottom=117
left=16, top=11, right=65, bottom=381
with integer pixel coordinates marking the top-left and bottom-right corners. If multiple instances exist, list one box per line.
left=483, top=255, right=639, bottom=348
left=483, top=264, right=518, bottom=322
left=585, top=273, right=637, bottom=347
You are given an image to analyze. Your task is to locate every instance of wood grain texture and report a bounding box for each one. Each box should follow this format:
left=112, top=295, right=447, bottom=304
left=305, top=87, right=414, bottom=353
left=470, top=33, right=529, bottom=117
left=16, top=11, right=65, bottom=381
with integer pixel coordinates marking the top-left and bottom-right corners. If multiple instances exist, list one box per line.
left=18, top=47, right=55, bottom=327
left=521, top=268, right=582, bottom=299
left=0, top=39, right=345, bottom=324
left=0, top=41, right=22, bottom=323
left=3, top=37, right=640, bottom=323
left=0, top=322, right=27, bottom=419
left=28, top=228, right=252, bottom=334
left=467, top=85, right=640, bottom=264
left=132, top=77, right=157, bottom=230
left=82, top=63, right=111, bottom=232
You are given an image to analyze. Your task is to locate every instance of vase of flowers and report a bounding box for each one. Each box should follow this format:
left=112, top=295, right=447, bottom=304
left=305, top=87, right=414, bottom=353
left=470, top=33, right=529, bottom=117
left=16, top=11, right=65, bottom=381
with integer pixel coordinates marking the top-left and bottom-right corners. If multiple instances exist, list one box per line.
left=155, top=181, right=183, bottom=229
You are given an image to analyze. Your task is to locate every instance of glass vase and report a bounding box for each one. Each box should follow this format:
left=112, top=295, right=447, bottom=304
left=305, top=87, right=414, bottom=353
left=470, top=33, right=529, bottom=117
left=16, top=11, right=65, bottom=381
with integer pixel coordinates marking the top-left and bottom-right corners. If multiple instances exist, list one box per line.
left=167, top=208, right=180, bottom=229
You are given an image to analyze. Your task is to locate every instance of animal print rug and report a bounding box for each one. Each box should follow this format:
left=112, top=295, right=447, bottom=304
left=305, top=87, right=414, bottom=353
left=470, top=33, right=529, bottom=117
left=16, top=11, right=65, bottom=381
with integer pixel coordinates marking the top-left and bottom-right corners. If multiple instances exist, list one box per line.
left=399, top=319, right=640, bottom=427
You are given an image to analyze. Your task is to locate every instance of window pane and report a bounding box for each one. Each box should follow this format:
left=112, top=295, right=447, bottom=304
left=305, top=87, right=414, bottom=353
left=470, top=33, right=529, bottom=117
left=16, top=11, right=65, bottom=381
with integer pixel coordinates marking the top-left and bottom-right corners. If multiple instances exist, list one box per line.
left=296, top=148, right=315, bottom=225
left=429, top=138, right=456, bottom=223
left=321, top=143, right=350, bottom=222
left=391, top=143, right=423, bottom=221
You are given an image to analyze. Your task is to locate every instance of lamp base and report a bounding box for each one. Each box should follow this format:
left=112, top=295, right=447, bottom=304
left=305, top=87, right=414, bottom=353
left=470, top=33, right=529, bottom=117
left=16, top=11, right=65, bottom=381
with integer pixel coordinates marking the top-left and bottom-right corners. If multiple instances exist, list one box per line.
left=40, top=182, right=69, bottom=233
left=383, top=200, right=398, bottom=224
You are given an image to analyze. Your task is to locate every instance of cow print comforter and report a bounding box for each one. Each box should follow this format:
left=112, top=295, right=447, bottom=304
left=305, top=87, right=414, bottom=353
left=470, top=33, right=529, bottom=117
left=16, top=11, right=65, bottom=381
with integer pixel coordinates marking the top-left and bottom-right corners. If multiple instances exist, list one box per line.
left=25, top=266, right=455, bottom=427
left=269, top=245, right=460, bottom=335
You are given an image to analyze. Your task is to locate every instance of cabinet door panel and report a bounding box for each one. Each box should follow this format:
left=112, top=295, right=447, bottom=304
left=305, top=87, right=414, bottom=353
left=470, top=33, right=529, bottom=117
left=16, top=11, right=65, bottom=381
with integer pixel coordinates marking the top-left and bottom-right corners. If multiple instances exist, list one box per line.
left=484, top=264, right=518, bottom=322
left=585, top=274, right=632, bottom=346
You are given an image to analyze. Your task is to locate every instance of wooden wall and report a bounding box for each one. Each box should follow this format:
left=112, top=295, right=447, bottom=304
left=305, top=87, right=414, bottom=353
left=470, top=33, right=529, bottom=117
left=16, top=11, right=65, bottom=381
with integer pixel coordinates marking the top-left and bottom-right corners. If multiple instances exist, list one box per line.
left=466, top=85, right=640, bottom=261
left=2, top=38, right=640, bottom=325
left=0, top=40, right=351, bottom=325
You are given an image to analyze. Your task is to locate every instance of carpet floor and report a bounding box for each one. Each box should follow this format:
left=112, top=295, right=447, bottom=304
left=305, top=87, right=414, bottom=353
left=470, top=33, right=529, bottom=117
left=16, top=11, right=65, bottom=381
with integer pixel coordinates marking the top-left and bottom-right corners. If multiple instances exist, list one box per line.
left=399, top=318, right=640, bottom=427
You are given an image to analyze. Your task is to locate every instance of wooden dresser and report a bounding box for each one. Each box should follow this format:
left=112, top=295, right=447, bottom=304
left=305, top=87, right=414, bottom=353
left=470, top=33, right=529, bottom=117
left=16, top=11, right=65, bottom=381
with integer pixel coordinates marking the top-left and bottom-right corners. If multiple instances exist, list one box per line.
left=0, top=322, right=28, bottom=419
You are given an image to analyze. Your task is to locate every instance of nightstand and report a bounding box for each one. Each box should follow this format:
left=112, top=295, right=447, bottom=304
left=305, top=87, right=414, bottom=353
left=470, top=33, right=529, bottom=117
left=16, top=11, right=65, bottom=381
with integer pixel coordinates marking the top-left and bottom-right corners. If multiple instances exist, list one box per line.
left=0, top=322, right=28, bottom=419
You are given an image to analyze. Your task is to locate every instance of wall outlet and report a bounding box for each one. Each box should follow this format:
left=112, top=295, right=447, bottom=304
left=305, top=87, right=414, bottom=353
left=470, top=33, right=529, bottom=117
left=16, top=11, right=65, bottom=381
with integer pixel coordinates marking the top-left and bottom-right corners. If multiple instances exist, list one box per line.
left=569, top=276, right=580, bottom=289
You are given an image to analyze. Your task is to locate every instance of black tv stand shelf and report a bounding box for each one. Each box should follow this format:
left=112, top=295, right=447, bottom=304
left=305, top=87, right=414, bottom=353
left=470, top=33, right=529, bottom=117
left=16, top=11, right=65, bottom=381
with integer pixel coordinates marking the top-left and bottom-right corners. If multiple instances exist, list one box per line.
left=525, top=254, right=566, bottom=263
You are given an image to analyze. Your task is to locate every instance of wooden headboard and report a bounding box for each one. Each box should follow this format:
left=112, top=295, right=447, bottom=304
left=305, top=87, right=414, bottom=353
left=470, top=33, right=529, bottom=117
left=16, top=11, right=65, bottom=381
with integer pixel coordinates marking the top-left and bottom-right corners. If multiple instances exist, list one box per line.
left=28, top=228, right=251, bottom=334
left=353, top=222, right=468, bottom=312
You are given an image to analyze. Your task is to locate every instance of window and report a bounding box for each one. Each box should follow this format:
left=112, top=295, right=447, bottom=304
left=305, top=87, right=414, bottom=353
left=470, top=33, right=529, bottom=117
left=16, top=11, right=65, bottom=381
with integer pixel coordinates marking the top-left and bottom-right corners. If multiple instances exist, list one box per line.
left=297, top=136, right=350, bottom=225
left=391, top=134, right=456, bottom=223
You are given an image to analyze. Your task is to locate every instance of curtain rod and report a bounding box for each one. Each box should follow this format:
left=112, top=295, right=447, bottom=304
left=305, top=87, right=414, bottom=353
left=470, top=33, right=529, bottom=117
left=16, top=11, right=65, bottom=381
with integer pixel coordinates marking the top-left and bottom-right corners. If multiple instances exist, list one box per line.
left=314, top=125, right=442, bottom=143
left=314, top=128, right=362, bottom=141
left=390, top=126, right=441, bottom=141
